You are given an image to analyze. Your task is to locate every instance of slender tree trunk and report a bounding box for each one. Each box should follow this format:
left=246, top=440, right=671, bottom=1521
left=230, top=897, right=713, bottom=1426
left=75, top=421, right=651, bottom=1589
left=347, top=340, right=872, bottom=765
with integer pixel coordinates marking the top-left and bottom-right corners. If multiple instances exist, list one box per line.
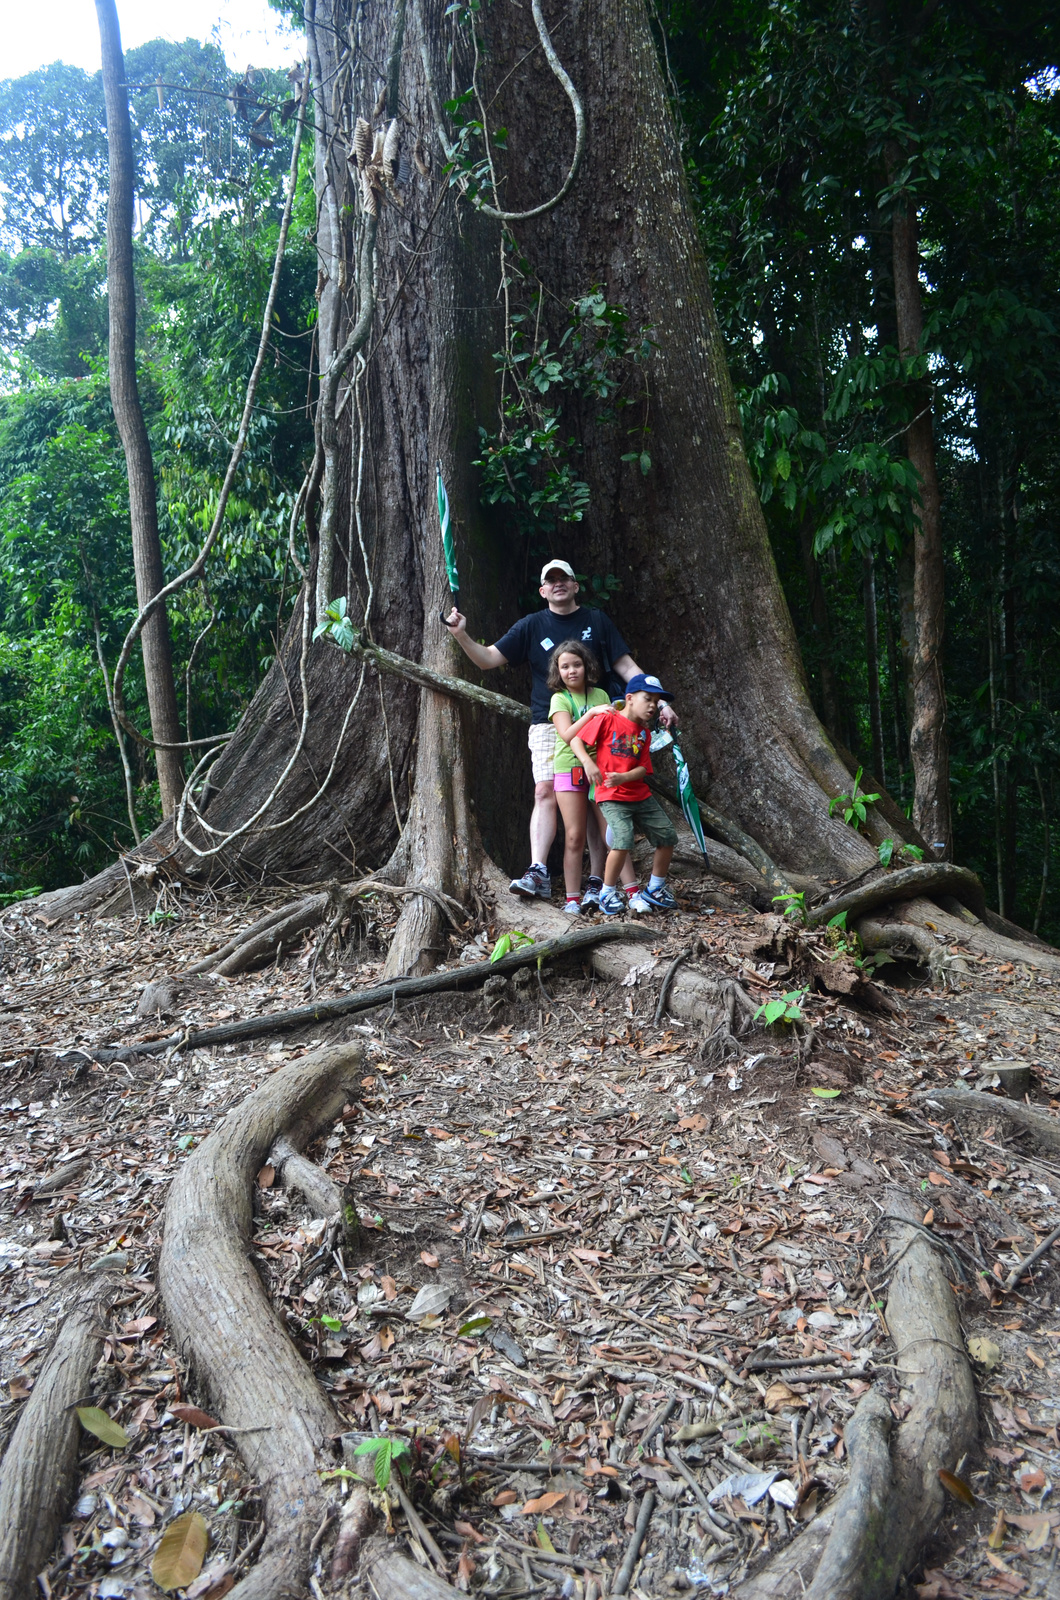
left=883, top=561, right=906, bottom=803
left=891, top=192, right=950, bottom=855
left=863, top=551, right=885, bottom=787
left=999, top=455, right=1020, bottom=920
left=798, top=516, right=841, bottom=739
left=1034, top=765, right=1049, bottom=936
left=988, top=599, right=1005, bottom=914
left=95, top=0, right=185, bottom=817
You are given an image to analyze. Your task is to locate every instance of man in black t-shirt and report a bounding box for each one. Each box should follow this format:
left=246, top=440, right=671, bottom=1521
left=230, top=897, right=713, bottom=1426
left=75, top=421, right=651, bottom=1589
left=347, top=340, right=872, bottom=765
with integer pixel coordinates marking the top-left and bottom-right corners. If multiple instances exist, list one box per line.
left=445, top=559, right=677, bottom=901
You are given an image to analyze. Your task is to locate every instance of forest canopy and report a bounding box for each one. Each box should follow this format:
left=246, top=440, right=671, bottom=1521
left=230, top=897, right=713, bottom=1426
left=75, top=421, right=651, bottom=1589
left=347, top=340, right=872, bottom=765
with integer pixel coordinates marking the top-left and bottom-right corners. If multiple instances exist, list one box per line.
left=1, top=2, right=1059, bottom=940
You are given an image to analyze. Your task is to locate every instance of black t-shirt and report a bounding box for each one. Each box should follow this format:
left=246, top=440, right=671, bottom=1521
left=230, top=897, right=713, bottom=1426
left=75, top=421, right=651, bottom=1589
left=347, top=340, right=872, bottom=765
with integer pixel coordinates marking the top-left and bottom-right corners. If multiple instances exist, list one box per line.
left=493, top=605, right=631, bottom=722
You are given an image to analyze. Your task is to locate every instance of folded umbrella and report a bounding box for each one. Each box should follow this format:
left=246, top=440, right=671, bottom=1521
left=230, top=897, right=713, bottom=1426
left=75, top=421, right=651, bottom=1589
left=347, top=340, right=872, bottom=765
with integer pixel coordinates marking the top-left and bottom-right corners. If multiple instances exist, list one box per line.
left=437, top=461, right=459, bottom=626
left=671, top=739, right=710, bottom=868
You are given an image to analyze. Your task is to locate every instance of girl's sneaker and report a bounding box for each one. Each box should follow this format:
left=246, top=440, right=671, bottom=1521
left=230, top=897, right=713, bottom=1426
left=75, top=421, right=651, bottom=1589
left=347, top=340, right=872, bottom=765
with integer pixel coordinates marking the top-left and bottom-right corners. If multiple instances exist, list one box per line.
left=627, top=889, right=653, bottom=914
left=581, top=875, right=604, bottom=909
left=598, top=886, right=626, bottom=916
left=563, top=896, right=583, bottom=915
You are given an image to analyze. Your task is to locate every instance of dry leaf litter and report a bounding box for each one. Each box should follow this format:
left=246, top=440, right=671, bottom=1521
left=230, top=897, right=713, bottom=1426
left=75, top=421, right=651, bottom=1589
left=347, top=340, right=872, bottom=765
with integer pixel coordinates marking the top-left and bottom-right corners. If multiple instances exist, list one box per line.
left=2, top=870, right=1060, bottom=1599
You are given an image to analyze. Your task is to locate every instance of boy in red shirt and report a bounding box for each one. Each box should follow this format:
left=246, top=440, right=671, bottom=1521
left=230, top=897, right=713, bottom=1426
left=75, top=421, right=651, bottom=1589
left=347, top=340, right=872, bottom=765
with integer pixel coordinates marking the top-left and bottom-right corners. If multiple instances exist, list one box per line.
left=567, top=674, right=678, bottom=914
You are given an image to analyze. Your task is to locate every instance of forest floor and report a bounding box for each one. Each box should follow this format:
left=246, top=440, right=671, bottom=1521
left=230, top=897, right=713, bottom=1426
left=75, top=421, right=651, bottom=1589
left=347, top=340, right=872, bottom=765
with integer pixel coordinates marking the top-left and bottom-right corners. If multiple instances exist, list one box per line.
left=3, top=867, right=1060, bottom=1600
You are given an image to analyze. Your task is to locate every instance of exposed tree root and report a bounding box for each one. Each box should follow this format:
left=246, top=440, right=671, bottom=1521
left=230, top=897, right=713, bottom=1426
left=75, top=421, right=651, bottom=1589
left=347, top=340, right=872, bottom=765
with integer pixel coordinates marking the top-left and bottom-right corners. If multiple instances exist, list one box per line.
left=268, top=1131, right=360, bottom=1251
left=0, top=1273, right=118, bottom=1600
left=896, top=898, right=1060, bottom=975
left=807, top=862, right=986, bottom=927
left=61, top=922, right=652, bottom=1065
left=918, top=1086, right=1060, bottom=1157
left=735, top=1189, right=977, bottom=1598
left=184, top=878, right=466, bottom=980
left=158, top=1043, right=364, bottom=1600
left=362, top=1539, right=464, bottom=1600
left=856, top=914, right=970, bottom=987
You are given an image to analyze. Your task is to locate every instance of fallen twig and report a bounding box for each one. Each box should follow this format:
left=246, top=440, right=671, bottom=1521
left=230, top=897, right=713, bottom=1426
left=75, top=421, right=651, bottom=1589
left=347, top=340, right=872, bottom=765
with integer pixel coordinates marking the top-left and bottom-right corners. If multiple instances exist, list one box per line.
left=1002, top=1221, right=1060, bottom=1292
left=653, top=948, right=690, bottom=1026
left=58, top=922, right=654, bottom=1064
left=612, top=1491, right=655, bottom=1596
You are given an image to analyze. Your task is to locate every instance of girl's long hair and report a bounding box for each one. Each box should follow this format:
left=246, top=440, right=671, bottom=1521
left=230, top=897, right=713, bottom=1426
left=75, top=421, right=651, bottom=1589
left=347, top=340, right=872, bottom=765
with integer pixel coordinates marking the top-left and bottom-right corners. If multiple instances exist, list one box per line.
left=546, top=638, right=600, bottom=692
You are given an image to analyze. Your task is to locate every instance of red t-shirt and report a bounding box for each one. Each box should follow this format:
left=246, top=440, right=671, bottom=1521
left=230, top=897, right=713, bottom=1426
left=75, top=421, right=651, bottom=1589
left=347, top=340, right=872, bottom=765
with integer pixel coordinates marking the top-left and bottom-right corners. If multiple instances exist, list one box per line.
left=577, top=710, right=653, bottom=802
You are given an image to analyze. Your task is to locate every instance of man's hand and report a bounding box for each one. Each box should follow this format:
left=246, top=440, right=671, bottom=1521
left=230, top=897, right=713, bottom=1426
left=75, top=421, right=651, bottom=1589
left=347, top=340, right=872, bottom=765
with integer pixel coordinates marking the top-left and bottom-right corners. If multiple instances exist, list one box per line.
left=658, top=702, right=679, bottom=730
left=444, top=606, right=466, bottom=634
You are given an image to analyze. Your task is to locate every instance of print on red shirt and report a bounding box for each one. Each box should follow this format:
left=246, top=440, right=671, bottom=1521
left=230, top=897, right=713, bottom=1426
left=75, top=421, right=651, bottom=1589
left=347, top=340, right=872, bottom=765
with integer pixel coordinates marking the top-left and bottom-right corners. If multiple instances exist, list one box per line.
left=576, top=710, right=653, bottom=802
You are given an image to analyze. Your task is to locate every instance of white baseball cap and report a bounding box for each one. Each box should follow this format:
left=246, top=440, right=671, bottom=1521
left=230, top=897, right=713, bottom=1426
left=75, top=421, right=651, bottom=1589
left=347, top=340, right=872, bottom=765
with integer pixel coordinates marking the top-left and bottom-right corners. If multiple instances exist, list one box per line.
left=540, top=559, right=577, bottom=583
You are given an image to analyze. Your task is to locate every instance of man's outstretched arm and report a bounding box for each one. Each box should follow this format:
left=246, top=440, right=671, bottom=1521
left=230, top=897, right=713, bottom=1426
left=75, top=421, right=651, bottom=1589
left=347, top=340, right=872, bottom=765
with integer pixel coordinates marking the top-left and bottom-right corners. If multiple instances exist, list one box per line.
left=445, top=609, right=509, bottom=671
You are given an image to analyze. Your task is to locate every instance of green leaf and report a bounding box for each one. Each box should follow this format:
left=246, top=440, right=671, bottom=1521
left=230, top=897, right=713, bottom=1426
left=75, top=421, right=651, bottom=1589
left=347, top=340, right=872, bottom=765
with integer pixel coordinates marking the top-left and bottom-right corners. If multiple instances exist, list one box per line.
left=878, top=838, right=895, bottom=867
left=490, top=932, right=512, bottom=963
left=537, top=1519, right=557, bottom=1552
left=152, top=1511, right=209, bottom=1591
left=355, top=1435, right=395, bottom=1488
left=639, top=452, right=652, bottom=475
left=827, top=911, right=848, bottom=930
left=810, top=1087, right=841, bottom=1098
left=319, top=1313, right=342, bottom=1332
left=76, top=1406, right=129, bottom=1449
left=458, top=1315, right=492, bottom=1336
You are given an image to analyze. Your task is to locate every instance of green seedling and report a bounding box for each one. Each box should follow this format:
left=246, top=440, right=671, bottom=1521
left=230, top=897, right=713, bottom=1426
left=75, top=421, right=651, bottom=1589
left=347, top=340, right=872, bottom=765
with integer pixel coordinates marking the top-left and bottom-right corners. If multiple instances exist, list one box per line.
left=772, top=889, right=807, bottom=923
left=878, top=838, right=925, bottom=867
left=829, top=768, right=880, bottom=831
left=754, top=986, right=808, bottom=1026
left=351, top=1434, right=412, bottom=1490
left=490, top=929, right=534, bottom=963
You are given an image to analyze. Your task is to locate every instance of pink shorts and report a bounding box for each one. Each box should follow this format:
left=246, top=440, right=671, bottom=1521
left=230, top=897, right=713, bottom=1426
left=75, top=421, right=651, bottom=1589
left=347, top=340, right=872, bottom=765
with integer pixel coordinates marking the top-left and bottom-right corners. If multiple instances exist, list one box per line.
left=554, top=768, right=589, bottom=793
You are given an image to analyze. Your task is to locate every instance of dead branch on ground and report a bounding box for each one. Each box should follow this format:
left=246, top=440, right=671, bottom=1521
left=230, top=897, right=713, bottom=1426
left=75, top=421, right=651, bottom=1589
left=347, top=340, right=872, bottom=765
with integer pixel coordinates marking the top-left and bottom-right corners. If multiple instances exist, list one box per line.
left=0, top=1274, right=118, bottom=1600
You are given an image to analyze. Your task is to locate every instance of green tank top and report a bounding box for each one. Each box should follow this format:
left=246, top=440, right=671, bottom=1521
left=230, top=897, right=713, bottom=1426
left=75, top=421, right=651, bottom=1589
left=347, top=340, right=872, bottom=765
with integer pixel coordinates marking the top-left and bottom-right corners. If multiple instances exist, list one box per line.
left=549, top=686, right=611, bottom=774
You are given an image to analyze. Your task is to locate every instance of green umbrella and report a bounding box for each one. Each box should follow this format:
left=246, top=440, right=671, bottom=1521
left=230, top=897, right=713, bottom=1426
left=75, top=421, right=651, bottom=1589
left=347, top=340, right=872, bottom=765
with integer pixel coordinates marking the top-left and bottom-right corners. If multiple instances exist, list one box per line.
left=671, top=738, right=710, bottom=867
left=437, top=461, right=459, bottom=626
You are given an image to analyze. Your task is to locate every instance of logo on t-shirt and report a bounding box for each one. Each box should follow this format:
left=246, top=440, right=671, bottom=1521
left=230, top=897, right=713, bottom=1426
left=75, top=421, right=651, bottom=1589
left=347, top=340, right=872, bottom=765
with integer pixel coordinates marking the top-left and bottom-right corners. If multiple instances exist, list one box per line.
left=609, top=729, right=645, bottom=759
left=540, top=636, right=554, bottom=651
left=581, top=627, right=592, bottom=641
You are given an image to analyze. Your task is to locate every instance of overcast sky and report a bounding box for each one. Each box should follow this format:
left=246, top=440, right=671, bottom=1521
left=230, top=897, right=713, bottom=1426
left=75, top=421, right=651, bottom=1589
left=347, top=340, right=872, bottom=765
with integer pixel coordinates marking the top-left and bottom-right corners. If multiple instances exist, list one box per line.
left=3, top=0, right=301, bottom=81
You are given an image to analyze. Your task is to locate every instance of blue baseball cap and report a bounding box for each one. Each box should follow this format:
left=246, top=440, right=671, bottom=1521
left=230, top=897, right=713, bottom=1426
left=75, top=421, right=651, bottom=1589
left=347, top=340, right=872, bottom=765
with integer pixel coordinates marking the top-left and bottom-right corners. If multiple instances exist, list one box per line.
left=624, top=672, right=674, bottom=701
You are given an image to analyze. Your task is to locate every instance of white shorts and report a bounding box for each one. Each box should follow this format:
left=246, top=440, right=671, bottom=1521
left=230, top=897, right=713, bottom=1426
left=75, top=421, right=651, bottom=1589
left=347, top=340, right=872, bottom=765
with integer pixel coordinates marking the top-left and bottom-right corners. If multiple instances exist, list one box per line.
left=528, top=722, right=557, bottom=784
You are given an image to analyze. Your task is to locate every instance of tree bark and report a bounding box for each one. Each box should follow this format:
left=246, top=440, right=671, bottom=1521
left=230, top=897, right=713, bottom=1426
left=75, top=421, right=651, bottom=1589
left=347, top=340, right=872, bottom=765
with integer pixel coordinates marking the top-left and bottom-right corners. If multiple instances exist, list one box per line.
left=862, top=551, right=885, bottom=786
left=891, top=193, right=951, bottom=856
left=798, top=515, right=842, bottom=739
left=95, top=0, right=185, bottom=817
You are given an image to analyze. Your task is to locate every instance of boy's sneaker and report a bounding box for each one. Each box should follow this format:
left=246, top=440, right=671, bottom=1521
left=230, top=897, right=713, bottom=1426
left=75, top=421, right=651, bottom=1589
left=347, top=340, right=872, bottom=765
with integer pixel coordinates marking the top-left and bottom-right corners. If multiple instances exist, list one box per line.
left=627, top=889, right=654, bottom=914
left=509, top=865, right=551, bottom=900
left=598, top=886, right=626, bottom=917
left=641, top=882, right=678, bottom=911
left=581, top=875, right=604, bottom=910
left=563, top=896, right=582, bottom=915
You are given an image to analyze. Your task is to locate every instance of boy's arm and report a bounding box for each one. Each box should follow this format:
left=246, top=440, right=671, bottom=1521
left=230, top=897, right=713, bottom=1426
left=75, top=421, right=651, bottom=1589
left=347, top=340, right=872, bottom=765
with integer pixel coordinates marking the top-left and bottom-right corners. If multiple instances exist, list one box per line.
left=600, top=764, right=647, bottom=788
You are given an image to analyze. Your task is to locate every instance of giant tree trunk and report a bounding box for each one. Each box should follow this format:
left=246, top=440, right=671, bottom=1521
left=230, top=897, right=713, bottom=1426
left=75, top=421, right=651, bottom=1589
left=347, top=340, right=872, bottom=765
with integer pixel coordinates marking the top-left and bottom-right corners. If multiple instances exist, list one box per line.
left=95, top=0, right=185, bottom=817
left=892, top=193, right=951, bottom=855
left=38, top=0, right=917, bottom=941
